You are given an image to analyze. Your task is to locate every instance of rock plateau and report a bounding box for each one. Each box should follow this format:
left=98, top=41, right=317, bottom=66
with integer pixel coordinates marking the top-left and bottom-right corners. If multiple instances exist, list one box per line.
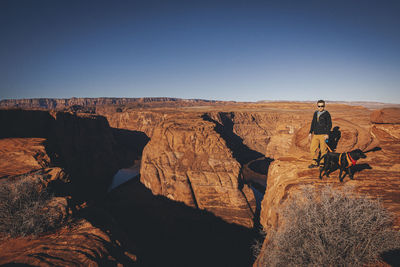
left=0, top=98, right=399, bottom=266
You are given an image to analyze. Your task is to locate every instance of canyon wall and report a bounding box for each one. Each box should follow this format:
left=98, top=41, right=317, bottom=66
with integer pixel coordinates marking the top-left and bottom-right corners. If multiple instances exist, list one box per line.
left=0, top=109, right=141, bottom=265
left=0, top=109, right=124, bottom=200
left=104, top=104, right=399, bottom=232
left=254, top=107, right=400, bottom=265
left=2, top=102, right=399, bottom=265
left=139, top=112, right=257, bottom=227
left=102, top=110, right=166, bottom=138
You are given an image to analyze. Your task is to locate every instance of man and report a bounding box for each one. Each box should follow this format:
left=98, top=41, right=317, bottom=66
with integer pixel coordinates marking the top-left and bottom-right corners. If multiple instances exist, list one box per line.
left=308, top=100, right=332, bottom=168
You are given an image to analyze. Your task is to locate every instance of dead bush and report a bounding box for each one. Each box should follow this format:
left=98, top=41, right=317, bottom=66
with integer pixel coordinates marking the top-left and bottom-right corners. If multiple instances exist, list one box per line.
left=255, top=185, right=400, bottom=266
left=0, top=176, right=64, bottom=237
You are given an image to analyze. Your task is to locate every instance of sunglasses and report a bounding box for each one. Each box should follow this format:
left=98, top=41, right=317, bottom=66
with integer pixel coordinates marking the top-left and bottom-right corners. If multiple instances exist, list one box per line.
left=318, top=105, right=325, bottom=108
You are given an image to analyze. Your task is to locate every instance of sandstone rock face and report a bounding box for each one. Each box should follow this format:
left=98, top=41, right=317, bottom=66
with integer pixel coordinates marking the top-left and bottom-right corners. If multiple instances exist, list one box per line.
left=103, top=110, right=165, bottom=138
left=140, top=113, right=257, bottom=227
left=0, top=138, right=50, bottom=177
left=0, top=109, right=122, bottom=200
left=0, top=219, right=137, bottom=266
left=0, top=110, right=139, bottom=266
left=2, top=101, right=399, bottom=265
left=256, top=107, right=400, bottom=265
left=371, top=108, right=400, bottom=124
left=49, top=112, right=119, bottom=199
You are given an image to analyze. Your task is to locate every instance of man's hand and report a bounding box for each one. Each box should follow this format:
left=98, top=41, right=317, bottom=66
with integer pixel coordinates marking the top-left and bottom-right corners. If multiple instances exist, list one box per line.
left=324, top=135, right=329, bottom=140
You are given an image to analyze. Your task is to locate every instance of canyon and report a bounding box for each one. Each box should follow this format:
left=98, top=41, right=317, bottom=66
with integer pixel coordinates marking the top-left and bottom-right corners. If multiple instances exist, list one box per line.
left=0, top=98, right=399, bottom=266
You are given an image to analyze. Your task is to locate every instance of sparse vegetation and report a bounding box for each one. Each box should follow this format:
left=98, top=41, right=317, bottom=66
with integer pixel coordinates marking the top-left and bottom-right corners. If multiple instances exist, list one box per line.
left=0, top=175, right=64, bottom=237
left=254, top=185, right=400, bottom=266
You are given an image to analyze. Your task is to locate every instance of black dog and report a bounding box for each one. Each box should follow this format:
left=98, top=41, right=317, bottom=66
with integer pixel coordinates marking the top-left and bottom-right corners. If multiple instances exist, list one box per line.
left=319, top=149, right=367, bottom=182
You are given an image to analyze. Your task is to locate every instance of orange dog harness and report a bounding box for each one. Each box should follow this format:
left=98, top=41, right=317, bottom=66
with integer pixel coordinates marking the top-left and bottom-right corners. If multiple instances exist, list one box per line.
left=339, top=152, right=357, bottom=168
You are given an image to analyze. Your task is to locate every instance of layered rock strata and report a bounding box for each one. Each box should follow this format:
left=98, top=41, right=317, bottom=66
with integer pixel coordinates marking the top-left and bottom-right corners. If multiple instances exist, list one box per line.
left=140, top=113, right=257, bottom=227
left=0, top=110, right=139, bottom=266
left=0, top=109, right=123, bottom=200
left=255, top=108, right=400, bottom=265
left=102, top=110, right=166, bottom=138
left=0, top=219, right=137, bottom=266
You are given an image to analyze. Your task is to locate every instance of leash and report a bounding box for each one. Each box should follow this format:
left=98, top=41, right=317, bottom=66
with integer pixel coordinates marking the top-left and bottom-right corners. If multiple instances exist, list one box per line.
left=326, top=143, right=332, bottom=152
left=325, top=139, right=333, bottom=152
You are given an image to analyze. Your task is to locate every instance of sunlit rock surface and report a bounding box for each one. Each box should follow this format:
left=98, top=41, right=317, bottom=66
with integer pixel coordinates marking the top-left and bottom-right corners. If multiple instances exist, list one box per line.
left=0, top=219, right=137, bottom=266
left=1, top=100, right=399, bottom=266
left=140, top=112, right=257, bottom=227
left=255, top=106, right=400, bottom=265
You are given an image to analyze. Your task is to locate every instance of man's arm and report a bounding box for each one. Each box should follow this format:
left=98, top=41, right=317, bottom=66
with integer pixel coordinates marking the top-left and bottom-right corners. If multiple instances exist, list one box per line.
left=326, top=112, right=332, bottom=133
left=309, top=112, right=316, bottom=141
left=309, top=112, right=316, bottom=134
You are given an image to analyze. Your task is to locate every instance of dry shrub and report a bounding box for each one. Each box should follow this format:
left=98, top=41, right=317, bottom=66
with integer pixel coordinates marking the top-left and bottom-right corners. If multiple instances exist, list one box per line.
left=0, top=176, right=64, bottom=237
left=256, top=185, right=400, bottom=266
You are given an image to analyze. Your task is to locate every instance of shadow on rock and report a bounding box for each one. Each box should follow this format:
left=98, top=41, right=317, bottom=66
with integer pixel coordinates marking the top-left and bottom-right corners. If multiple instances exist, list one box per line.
left=85, top=178, right=259, bottom=267
left=248, top=158, right=274, bottom=176
left=352, top=163, right=372, bottom=174
left=201, top=113, right=264, bottom=165
left=381, top=249, right=400, bottom=267
left=111, top=128, right=150, bottom=168
left=327, top=126, right=341, bottom=151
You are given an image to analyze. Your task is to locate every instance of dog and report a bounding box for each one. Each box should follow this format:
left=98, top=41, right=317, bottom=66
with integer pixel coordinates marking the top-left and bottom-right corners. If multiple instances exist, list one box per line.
left=319, top=149, right=367, bottom=182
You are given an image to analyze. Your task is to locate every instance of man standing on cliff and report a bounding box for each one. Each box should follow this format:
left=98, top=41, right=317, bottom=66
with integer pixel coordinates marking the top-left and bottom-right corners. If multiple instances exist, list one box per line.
left=308, top=100, right=332, bottom=168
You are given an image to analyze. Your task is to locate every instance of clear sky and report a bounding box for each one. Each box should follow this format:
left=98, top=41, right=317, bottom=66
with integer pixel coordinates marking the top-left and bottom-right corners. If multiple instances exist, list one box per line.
left=1, top=0, right=400, bottom=103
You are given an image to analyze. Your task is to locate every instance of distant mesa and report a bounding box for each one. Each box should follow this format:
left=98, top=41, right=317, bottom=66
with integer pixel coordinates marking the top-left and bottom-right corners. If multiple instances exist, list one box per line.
left=0, top=97, right=231, bottom=110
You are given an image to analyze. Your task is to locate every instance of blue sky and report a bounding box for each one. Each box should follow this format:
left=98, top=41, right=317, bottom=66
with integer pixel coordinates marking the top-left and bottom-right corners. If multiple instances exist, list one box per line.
left=1, top=0, right=400, bottom=103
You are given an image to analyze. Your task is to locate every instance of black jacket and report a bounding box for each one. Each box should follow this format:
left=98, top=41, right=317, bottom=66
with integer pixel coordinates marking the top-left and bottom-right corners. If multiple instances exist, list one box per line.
left=309, top=110, right=332, bottom=135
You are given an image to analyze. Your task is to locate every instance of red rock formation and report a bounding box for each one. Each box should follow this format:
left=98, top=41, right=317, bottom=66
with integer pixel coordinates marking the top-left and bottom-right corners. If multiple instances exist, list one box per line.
left=0, top=109, right=122, bottom=200
left=2, top=101, right=399, bottom=265
left=255, top=107, right=400, bottom=265
left=0, top=110, right=139, bottom=266
left=140, top=112, right=257, bottom=227
left=371, top=108, right=400, bottom=124
left=0, top=138, right=50, bottom=177
left=102, top=110, right=165, bottom=138
left=0, top=219, right=137, bottom=266
left=49, top=112, right=120, bottom=199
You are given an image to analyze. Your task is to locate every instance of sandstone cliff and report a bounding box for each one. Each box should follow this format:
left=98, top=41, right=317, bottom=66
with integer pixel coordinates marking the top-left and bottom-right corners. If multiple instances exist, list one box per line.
left=0, top=109, right=140, bottom=265
left=254, top=107, right=400, bottom=265
left=140, top=112, right=257, bottom=227
left=1, top=102, right=399, bottom=266
left=0, top=109, right=122, bottom=200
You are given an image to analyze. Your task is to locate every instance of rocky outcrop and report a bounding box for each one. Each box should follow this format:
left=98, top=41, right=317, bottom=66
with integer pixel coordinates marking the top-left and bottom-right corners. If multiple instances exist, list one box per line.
left=206, top=111, right=305, bottom=159
left=0, top=219, right=137, bottom=266
left=255, top=107, right=400, bottom=264
left=48, top=112, right=119, bottom=200
left=103, top=110, right=166, bottom=138
left=0, top=110, right=139, bottom=266
left=140, top=112, right=257, bottom=227
left=0, top=109, right=124, bottom=200
left=371, top=108, right=400, bottom=124
left=0, top=138, right=50, bottom=177
left=2, top=102, right=400, bottom=265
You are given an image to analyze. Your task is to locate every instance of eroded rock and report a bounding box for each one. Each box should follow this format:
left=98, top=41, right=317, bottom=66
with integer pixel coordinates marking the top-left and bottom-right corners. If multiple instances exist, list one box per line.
left=140, top=113, right=257, bottom=227
left=256, top=107, right=400, bottom=265
left=0, top=219, right=137, bottom=266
